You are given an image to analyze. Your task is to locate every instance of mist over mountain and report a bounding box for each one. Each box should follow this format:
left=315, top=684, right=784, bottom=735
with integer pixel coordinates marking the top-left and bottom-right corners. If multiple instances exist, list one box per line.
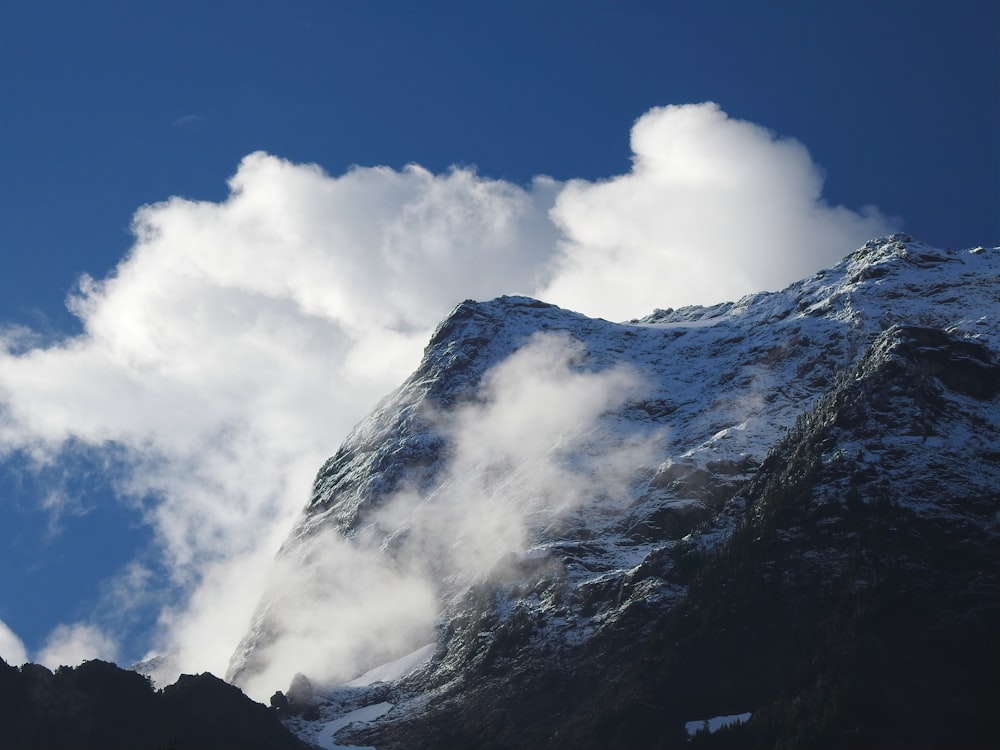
left=5, top=235, right=997, bottom=749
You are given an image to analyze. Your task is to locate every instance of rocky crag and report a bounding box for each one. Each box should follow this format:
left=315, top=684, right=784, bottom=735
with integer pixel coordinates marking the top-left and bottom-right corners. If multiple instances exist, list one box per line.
left=230, top=236, right=999, bottom=749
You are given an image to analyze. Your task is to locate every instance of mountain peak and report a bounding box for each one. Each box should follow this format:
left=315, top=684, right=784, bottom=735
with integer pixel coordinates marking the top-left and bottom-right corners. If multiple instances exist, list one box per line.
left=227, top=237, right=999, bottom=748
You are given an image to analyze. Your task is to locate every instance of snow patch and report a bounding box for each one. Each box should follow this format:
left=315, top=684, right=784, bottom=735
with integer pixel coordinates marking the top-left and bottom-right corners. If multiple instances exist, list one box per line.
left=315, top=702, right=394, bottom=750
left=346, top=643, right=436, bottom=687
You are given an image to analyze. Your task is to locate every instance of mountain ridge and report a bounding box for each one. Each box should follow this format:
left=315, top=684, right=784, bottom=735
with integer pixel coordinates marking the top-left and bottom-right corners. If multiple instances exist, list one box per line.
left=225, top=234, right=998, bottom=748
left=0, top=658, right=306, bottom=750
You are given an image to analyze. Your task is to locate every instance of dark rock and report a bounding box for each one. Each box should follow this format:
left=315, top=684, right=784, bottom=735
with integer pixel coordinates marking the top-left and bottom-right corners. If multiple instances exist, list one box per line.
left=0, top=659, right=305, bottom=750
left=286, top=672, right=315, bottom=709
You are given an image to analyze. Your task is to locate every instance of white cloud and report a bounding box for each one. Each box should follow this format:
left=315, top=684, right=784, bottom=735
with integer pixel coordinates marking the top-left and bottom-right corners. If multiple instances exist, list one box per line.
left=233, top=527, right=439, bottom=701
left=0, top=618, right=28, bottom=665
left=0, top=154, right=560, bottom=683
left=37, top=622, right=118, bottom=669
left=539, top=103, right=895, bottom=319
left=0, top=102, right=895, bottom=691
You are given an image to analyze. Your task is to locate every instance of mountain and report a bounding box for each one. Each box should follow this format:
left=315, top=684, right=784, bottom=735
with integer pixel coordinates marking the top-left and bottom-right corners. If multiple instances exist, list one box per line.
left=553, top=321, right=1000, bottom=749
left=228, top=234, right=999, bottom=749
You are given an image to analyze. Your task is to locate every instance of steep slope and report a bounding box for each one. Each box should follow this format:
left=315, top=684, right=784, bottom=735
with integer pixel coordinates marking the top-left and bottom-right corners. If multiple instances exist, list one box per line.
left=227, top=235, right=999, bottom=747
left=552, top=323, right=1000, bottom=749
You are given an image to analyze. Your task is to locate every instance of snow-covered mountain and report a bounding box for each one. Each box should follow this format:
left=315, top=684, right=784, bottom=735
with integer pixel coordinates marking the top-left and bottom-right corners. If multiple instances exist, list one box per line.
left=228, top=235, right=999, bottom=749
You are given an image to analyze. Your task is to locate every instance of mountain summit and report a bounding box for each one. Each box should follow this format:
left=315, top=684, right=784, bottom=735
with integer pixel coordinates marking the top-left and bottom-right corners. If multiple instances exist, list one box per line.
left=229, top=235, right=999, bottom=749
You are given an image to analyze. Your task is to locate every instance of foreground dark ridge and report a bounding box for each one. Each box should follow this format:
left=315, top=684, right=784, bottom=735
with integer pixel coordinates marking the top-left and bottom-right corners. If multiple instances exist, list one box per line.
left=0, top=658, right=305, bottom=750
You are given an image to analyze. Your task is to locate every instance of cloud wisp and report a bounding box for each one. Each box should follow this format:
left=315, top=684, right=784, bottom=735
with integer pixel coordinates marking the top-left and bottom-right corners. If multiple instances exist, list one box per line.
left=376, top=332, right=659, bottom=582
left=37, top=623, right=119, bottom=670
left=0, top=103, right=896, bottom=685
left=0, top=618, right=29, bottom=666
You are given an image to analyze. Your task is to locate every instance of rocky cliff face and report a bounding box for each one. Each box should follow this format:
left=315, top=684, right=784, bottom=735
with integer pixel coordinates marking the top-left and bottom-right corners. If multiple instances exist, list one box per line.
left=228, top=235, right=999, bottom=748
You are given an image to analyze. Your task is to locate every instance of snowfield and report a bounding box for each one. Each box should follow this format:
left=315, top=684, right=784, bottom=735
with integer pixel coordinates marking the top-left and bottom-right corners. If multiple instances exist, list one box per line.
left=314, top=702, right=393, bottom=750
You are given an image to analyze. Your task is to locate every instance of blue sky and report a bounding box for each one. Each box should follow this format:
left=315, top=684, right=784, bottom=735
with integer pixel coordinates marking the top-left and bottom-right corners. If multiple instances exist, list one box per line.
left=0, top=0, right=997, bottom=677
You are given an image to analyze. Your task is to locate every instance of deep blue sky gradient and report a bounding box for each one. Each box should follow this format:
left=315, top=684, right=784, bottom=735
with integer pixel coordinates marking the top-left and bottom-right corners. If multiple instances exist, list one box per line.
left=1, top=0, right=998, bottom=662
left=2, top=1, right=998, bottom=330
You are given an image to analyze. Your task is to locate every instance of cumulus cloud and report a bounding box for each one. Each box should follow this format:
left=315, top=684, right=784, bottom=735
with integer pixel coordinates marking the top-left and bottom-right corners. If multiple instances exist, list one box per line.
left=0, top=102, right=895, bottom=690
left=539, top=102, right=895, bottom=319
left=37, top=622, right=118, bottom=669
left=0, top=618, right=28, bottom=665
left=0, top=153, right=560, bottom=682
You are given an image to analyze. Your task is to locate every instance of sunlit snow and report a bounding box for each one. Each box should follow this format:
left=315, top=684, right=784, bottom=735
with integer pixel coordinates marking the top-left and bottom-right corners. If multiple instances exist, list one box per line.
left=315, top=702, right=393, bottom=750
left=346, top=643, right=435, bottom=687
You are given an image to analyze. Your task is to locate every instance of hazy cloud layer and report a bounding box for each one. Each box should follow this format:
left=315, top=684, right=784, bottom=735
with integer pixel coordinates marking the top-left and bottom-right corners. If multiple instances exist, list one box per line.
left=0, top=103, right=895, bottom=682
